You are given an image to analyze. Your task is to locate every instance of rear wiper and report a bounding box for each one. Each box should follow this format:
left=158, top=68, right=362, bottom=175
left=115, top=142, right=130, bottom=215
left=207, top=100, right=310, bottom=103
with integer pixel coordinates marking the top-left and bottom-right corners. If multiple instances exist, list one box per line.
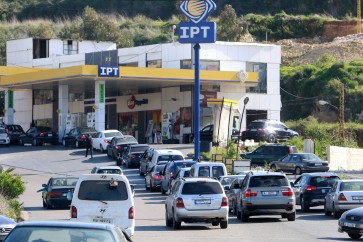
left=98, top=200, right=108, bottom=204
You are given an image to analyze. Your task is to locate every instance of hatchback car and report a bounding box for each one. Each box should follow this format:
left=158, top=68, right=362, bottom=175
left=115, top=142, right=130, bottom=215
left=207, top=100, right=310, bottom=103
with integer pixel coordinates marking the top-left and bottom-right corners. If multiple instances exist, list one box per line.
left=0, top=215, right=16, bottom=241
left=62, top=127, right=97, bottom=148
left=292, top=172, right=340, bottom=212
left=38, top=176, right=79, bottom=209
left=3, top=221, right=132, bottom=242
left=0, top=127, right=10, bottom=146
left=1, top=124, right=24, bottom=144
left=270, top=153, right=329, bottom=175
left=165, top=177, right=229, bottom=229
left=123, top=144, right=150, bottom=168
left=236, top=171, right=296, bottom=222
left=325, top=179, right=363, bottom=218
left=92, top=130, right=123, bottom=152
left=145, top=162, right=167, bottom=192
left=338, top=206, right=363, bottom=240
left=240, top=144, right=298, bottom=167
left=19, top=126, right=58, bottom=146
left=91, top=166, right=123, bottom=175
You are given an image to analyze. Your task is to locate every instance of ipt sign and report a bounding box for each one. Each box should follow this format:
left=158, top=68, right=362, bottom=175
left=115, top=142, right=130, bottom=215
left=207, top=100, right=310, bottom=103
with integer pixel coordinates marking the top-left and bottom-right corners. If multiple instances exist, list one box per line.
left=178, top=0, right=216, bottom=44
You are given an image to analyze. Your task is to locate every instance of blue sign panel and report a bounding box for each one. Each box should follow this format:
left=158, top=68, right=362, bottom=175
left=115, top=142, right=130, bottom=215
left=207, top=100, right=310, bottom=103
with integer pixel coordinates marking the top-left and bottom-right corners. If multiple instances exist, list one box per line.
left=98, top=66, right=119, bottom=77
left=178, top=22, right=216, bottom=43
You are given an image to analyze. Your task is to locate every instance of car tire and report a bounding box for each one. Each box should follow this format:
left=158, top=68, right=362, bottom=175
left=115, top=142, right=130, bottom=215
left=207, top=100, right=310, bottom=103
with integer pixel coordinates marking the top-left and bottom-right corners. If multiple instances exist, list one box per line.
left=324, top=202, right=332, bottom=216
left=145, top=179, right=149, bottom=190
left=295, top=167, right=302, bottom=175
left=165, top=209, right=173, bottom=227
left=212, top=221, right=219, bottom=226
left=75, top=140, right=80, bottom=148
left=100, top=145, right=104, bottom=153
left=267, top=134, right=276, bottom=143
left=348, top=233, right=362, bottom=239
left=42, top=198, right=46, bottom=208
left=220, top=220, right=228, bottom=229
left=62, top=139, right=67, bottom=147
left=333, top=204, right=342, bottom=218
left=32, top=138, right=38, bottom=146
left=139, top=167, right=144, bottom=176
left=270, top=165, right=277, bottom=172
left=287, top=212, right=296, bottom=221
left=19, top=139, right=24, bottom=146
left=107, top=149, right=111, bottom=158
left=241, top=208, right=249, bottom=222
left=172, top=211, right=181, bottom=229
left=150, top=183, right=155, bottom=192
left=236, top=209, right=241, bottom=219
left=301, top=197, right=309, bottom=212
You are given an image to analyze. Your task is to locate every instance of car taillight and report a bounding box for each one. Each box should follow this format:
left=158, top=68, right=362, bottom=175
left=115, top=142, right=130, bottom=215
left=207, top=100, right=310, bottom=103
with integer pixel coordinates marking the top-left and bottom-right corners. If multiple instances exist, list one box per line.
left=258, top=128, right=266, bottom=132
left=221, top=197, right=228, bottom=207
left=81, top=134, right=86, bottom=139
left=128, top=206, right=134, bottom=219
left=176, top=197, right=184, bottom=208
left=306, top=185, right=317, bottom=191
left=288, top=147, right=293, bottom=154
left=71, top=206, right=77, bottom=218
left=169, top=172, right=173, bottom=177
left=116, top=146, right=120, bottom=150
left=130, top=154, right=136, bottom=158
left=49, top=191, right=62, bottom=198
left=104, top=139, right=110, bottom=143
left=245, top=189, right=258, bottom=197
left=282, top=187, right=294, bottom=196
left=338, top=193, right=347, bottom=201
left=40, top=132, right=45, bottom=137
left=152, top=174, right=162, bottom=179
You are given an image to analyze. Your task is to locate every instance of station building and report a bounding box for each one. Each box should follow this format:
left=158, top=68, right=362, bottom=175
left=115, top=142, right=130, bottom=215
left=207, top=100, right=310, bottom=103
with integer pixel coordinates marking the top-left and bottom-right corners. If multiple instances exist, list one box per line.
left=0, top=38, right=281, bottom=144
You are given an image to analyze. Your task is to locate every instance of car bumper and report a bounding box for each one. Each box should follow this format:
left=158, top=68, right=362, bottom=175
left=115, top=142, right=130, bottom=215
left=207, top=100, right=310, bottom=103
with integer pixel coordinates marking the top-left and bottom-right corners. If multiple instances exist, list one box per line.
left=243, top=204, right=295, bottom=215
left=128, top=159, right=141, bottom=167
left=39, top=137, right=58, bottom=143
left=151, top=179, right=162, bottom=187
left=303, top=167, right=329, bottom=172
left=0, top=138, right=10, bottom=145
left=306, top=195, right=326, bottom=206
left=335, top=203, right=363, bottom=212
left=49, top=197, right=72, bottom=207
left=175, top=207, right=229, bottom=222
left=338, top=218, right=363, bottom=234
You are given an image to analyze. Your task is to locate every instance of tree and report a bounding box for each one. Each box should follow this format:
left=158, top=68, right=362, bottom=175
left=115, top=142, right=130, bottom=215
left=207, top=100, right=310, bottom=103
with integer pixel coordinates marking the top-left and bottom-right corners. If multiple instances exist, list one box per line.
left=217, top=4, right=244, bottom=41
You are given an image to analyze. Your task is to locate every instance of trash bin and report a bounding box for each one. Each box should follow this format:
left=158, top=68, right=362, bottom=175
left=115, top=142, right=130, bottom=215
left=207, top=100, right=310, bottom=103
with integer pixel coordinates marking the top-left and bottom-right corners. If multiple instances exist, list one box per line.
left=200, top=141, right=212, bottom=153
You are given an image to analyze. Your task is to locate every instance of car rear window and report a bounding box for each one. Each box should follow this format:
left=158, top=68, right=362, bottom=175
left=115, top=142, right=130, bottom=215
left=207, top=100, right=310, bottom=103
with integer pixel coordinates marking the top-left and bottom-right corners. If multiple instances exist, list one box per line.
left=78, top=180, right=128, bottom=201
left=309, top=176, right=339, bottom=187
left=183, top=170, right=190, bottom=177
left=79, top=128, right=96, bottom=133
left=116, top=136, right=138, bottom=144
left=105, top=132, right=122, bottom=138
left=155, top=164, right=166, bottom=172
left=131, top=146, right=149, bottom=152
left=249, top=175, right=289, bottom=187
left=96, top=169, right=122, bottom=174
left=172, top=162, right=195, bottom=174
left=9, top=125, right=23, bottom=132
left=182, top=182, right=223, bottom=195
left=340, top=181, right=363, bottom=191
left=248, top=122, right=265, bottom=129
left=38, top=127, right=52, bottom=132
left=158, top=155, right=184, bottom=162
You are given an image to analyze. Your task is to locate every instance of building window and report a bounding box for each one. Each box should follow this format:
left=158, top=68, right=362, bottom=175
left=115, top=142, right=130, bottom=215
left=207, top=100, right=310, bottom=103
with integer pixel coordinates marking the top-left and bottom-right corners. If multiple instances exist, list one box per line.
left=33, top=39, right=49, bottom=59
left=246, top=62, right=267, bottom=94
left=180, top=59, right=220, bottom=70
left=63, top=40, right=78, bottom=55
left=146, top=60, right=162, bottom=68
left=120, top=62, right=138, bottom=67
left=69, top=92, right=84, bottom=102
left=34, top=90, right=53, bottom=105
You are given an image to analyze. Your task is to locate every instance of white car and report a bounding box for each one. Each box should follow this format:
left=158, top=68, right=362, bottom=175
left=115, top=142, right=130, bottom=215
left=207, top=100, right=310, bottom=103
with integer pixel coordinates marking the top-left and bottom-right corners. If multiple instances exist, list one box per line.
left=92, top=130, right=123, bottom=153
left=0, top=127, right=10, bottom=146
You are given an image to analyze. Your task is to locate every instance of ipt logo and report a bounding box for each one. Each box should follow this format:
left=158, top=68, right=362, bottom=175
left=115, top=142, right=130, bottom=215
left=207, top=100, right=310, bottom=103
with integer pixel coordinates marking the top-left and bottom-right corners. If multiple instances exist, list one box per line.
left=180, top=0, right=217, bottom=24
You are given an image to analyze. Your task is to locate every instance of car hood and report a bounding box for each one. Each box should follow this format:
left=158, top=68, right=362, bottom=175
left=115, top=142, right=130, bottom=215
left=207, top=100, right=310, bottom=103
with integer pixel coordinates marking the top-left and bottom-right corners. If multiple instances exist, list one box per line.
left=344, top=206, right=363, bottom=217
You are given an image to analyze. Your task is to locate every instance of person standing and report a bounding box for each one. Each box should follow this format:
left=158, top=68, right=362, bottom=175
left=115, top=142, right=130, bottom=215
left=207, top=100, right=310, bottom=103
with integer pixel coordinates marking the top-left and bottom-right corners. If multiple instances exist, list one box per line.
left=85, top=134, right=93, bottom=158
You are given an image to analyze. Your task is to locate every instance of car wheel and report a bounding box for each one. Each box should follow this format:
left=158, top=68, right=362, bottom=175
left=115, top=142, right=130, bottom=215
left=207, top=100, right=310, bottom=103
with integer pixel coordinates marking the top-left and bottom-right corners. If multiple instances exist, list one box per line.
left=267, top=134, right=276, bottom=143
left=145, top=179, right=149, bottom=190
left=295, top=167, right=302, bottom=175
left=100, top=145, right=104, bottom=153
left=287, top=212, right=296, bottom=221
left=75, top=140, right=79, bottom=148
left=32, top=138, right=38, bottom=146
left=139, top=167, right=144, bottom=176
left=161, top=186, right=166, bottom=195
left=333, top=204, right=342, bottom=218
left=241, top=208, right=249, bottom=222
left=233, top=202, right=237, bottom=216
left=348, top=233, right=362, bottom=239
left=220, top=220, right=228, bottom=229
left=212, top=220, right=219, bottom=226
left=172, top=211, right=181, bottom=229
left=324, top=202, right=332, bottom=216
left=42, top=197, right=46, bottom=208
left=62, top=139, right=66, bottom=147
left=236, top=209, right=241, bottom=219
left=107, top=149, right=111, bottom=158
left=301, top=197, right=309, bottom=212
left=165, top=208, right=173, bottom=227
left=19, top=139, right=24, bottom=146
left=270, top=165, right=277, bottom=172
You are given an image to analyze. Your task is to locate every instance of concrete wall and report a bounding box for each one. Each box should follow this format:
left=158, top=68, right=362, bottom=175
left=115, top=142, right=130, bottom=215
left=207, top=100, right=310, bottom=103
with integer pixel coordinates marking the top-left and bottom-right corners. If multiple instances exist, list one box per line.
left=13, top=89, right=32, bottom=131
left=328, top=146, right=363, bottom=171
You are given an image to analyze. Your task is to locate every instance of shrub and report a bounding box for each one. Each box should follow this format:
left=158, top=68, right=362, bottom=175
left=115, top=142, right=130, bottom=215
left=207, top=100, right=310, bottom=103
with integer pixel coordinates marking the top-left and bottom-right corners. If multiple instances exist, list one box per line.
left=0, top=168, right=26, bottom=199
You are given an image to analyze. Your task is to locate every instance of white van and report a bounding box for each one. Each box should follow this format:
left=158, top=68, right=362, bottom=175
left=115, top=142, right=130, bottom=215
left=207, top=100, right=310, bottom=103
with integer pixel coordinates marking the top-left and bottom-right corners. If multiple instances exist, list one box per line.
left=189, top=162, right=228, bottom=179
left=68, top=174, right=135, bottom=237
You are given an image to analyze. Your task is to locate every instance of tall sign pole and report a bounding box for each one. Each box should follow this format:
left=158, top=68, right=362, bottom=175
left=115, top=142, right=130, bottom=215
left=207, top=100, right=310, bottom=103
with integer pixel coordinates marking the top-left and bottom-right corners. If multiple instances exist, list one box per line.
left=179, top=0, right=217, bottom=161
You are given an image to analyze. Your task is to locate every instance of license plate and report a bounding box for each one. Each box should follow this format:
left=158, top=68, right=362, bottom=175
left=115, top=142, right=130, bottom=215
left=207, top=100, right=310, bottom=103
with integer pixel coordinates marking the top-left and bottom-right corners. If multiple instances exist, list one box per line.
left=352, top=196, right=363, bottom=200
left=262, top=191, right=278, bottom=196
left=195, top=199, right=211, bottom=205
left=48, top=134, right=53, bottom=137
left=322, top=189, right=328, bottom=193
left=93, top=218, right=112, bottom=223
left=315, top=163, right=322, bottom=166
left=62, top=193, right=67, bottom=197
left=344, top=222, right=356, bottom=228
left=251, top=129, right=257, bottom=131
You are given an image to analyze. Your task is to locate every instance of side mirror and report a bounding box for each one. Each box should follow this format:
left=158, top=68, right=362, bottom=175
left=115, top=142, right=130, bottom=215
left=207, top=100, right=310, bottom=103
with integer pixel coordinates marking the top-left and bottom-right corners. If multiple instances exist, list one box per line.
left=42, top=184, right=47, bottom=187
left=290, top=182, right=295, bottom=187
left=66, top=191, right=73, bottom=201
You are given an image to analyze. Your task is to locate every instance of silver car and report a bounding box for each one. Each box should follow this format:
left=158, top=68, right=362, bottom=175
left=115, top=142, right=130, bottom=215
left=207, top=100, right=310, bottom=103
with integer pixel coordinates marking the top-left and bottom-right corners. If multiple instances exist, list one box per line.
left=236, top=171, right=296, bottom=222
left=0, top=215, right=16, bottom=241
left=165, top=177, right=229, bottom=229
left=325, top=179, right=363, bottom=218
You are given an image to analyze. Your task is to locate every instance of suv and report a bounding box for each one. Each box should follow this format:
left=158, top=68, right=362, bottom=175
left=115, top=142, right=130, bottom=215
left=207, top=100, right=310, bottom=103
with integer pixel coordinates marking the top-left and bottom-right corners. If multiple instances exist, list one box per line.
left=160, top=160, right=197, bottom=194
left=240, top=144, right=298, bottom=167
left=236, top=171, right=296, bottom=222
left=1, top=124, right=24, bottom=144
left=292, top=172, right=340, bottom=212
left=165, top=177, right=229, bottom=229
left=242, top=119, right=299, bottom=143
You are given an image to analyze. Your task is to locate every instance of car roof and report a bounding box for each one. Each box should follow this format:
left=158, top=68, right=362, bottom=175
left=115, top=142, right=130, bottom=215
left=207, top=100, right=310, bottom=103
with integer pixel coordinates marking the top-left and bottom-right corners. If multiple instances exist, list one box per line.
left=51, top=176, right=78, bottom=179
left=182, top=177, right=220, bottom=183
left=248, top=171, right=287, bottom=176
left=78, top=174, right=128, bottom=181
left=0, top=215, right=16, bottom=224
left=302, top=172, right=338, bottom=177
left=192, top=162, right=225, bottom=166
left=100, top=130, right=122, bottom=133
left=154, top=149, right=183, bottom=154
left=94, top=166, right=122, bottom=170
left=15, top=220, right=117, bottom=230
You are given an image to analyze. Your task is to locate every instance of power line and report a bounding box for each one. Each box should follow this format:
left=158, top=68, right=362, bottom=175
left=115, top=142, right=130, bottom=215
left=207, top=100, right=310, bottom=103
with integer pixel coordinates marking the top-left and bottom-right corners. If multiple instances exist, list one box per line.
left=280, top=87, right=319, bottom=100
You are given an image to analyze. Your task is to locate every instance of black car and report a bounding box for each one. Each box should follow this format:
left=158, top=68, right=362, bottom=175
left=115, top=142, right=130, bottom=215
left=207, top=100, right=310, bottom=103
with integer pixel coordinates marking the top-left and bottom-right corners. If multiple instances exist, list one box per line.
left=107, top=135, right=138, bottom=164
left=160, top=159, right=197, bottom=194
left=38, top=176, right=79, bottom=209
left=292, top=172, right=340, bottom=212
left=62, top=127, right=97, bottom=148
left=145, top=162, right=167, bottom=192
left=19, top=126, right=58, bottom=146
left=240, top=144, right=298, bottom=167
left=123, top=144, right=150, bottom=168
left=338, top=206, right=363, bottom=240
left=270, top=153, right=329, bottom=175
left=241, top=119, right=299, bottom=143
left=0, top=124, right=24, bottom=144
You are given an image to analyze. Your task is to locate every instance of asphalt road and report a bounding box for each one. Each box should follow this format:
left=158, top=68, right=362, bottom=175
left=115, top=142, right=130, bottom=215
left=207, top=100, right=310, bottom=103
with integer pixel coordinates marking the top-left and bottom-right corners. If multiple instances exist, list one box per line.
left=0, top=144, right=357, bottom=241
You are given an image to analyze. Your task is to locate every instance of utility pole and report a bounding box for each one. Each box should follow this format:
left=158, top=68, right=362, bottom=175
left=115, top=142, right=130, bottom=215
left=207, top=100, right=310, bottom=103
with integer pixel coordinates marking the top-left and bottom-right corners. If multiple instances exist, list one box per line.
left=340, top=83, right=345, bottom=139
left=358, top=0, right=361, bottom=33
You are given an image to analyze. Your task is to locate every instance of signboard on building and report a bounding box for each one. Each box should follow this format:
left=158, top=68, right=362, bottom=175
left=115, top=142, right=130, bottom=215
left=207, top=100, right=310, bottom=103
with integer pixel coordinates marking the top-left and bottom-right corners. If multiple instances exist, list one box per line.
left=98, top=66, right=119, bottom=77
left=99, top=84, right=105, bottom=103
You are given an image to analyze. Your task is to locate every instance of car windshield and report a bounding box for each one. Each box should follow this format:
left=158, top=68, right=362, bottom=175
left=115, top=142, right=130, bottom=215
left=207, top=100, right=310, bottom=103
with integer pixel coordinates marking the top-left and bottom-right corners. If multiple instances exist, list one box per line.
left=157, top=155, right=184, bottom=162
left=310, top=176, right=339, bottom=187
left=300, top=154, right=321, bottom=162
left=115, top=136, right=137, bottom=144
left=79, top=128, right=96, bottom=133
left=104, top=132, right=122, bottom=138
left=340, top=181, right=363, bottom=191
left=78, top=180, right=128, bottom=201
left=96, top=169, right=122, bottom=174
left=182, top=182, right=223, bottom=195
left=4, top=226, right=116, bottom=242
left=249, top=176, right=289, bottom=187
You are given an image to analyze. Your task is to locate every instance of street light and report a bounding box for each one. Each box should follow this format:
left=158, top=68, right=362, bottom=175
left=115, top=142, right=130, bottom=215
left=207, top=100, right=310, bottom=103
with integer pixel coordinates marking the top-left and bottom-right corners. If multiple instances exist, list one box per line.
left=236, top=97, right=249, bottom=160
